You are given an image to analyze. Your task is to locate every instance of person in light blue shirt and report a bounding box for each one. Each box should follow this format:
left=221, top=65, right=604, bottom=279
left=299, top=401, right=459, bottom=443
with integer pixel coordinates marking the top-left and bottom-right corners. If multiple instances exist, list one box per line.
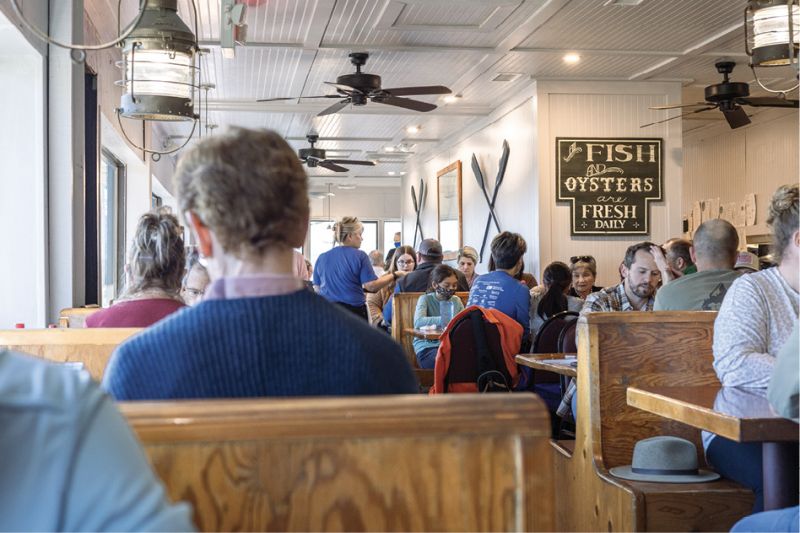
left=0, top=349, right=193, bottom=532
left=313, top=216, right=404, bottom=320
left=413, top=264, right=465, bottom=369
left=468, top=231, right=531, bottom=348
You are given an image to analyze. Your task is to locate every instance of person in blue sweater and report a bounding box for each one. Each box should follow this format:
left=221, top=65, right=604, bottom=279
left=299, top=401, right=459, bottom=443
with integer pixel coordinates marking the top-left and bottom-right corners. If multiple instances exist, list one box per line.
left=103, top=127, right=417, bottom=400
left=468, top=231, right=531, bottom=351
left=413, top=264, right=465, bottom=369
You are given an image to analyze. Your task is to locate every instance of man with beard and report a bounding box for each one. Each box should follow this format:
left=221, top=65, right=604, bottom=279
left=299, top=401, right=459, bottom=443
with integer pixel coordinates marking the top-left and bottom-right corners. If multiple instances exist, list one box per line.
left=580, top=242, right=660, bottom=316
left=566, top=242, right=661, bottom=424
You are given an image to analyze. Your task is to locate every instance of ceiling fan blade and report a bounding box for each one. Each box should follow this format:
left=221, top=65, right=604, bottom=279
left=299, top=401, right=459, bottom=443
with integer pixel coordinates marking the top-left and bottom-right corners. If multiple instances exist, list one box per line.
left=381, top=85, right=452, bottom=97
left=318, top=160, right=349, bottom=172
left=649, top=102, right=710, bottom=110
left=324, top=81, right=364, bottom=95
left=737, top=96, right=799, bottom=108
left=377, top=95, right=437, bottom=112
left=317, top=99, right=351, bottom=117
left=256, top=94, right=340, bottom=102
left=721, top=106, right=751, bottom=129
left=639, top=106, right=717, bottom=128
left=325, top=159, right=376, bottom=166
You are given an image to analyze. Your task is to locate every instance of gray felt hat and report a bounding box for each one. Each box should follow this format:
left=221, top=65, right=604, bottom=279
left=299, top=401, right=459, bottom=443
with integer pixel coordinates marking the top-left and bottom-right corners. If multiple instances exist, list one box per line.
left=609, top=436, right=720, bottom=483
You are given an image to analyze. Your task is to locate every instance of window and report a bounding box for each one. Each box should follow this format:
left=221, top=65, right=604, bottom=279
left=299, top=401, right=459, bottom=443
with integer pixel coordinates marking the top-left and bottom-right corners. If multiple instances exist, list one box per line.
left=99, top=150, right=126, bottom=307
left=307, top=219, right=379, bottom=270
left=308, top=220, right=334, bottom=269
left=360, top=220, right=379, bottom=254
left=383, top=220, right=402, bottom=252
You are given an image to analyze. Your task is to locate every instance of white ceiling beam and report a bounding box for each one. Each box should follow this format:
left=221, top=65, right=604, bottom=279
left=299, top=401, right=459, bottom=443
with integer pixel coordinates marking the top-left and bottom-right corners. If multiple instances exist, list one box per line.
left=629, top=22, right=744, bottom=80
left=205, top=100, right=493, bottom=116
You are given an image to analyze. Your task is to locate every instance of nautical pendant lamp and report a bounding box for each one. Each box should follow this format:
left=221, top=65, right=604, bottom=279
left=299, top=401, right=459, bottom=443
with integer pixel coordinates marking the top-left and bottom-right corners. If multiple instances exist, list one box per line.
left=746, top=0, right=799, bottom=67
left=117, top=0, right=198, bottom=121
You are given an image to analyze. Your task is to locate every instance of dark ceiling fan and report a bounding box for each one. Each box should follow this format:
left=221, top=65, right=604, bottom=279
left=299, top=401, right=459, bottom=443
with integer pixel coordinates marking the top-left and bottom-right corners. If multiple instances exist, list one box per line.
left=299, top=134, right=376, bottom=172
left=642, top=61, right=798, bottom=129
left=257, top=52, right=452, bottom=116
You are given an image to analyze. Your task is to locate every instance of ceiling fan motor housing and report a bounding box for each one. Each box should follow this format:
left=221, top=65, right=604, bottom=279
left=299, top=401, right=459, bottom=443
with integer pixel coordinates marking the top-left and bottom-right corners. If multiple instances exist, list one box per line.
left=705, top=81, right=750, bottom=103
left=299, top=147, right=326, bottom=166
left=337, top=73, right=382, bottom=104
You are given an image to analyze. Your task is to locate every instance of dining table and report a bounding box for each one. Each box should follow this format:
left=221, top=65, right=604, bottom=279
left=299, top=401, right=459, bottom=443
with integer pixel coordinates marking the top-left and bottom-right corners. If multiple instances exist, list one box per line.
left=627, top=384, right=799, bottom=511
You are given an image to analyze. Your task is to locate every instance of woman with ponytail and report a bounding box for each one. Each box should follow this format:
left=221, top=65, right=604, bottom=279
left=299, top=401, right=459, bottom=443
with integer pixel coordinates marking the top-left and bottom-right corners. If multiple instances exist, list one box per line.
left=313, top=216, right=407, bottom=320
left=528, top=261, right=584, bottom=337
left=86, top=210, right=186, bottom=327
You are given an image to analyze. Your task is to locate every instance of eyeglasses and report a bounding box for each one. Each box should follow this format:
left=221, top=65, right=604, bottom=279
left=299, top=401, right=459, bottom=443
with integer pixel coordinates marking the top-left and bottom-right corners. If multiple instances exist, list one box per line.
left=570, top=255, right=595, bottom=264
left=396, top=260, right=415, bottom=266
left=183, top=288, right=205, bottom=297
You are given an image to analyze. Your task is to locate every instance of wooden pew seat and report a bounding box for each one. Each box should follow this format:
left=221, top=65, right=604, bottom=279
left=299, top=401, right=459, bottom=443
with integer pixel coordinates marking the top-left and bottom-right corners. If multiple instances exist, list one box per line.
left=0, top=328, right=140, bottom=381
left=554, top=311, right=753, bottom=531
left=122, top=394, right=554, bottom=532
left=58, top=306, right=102, bottom=328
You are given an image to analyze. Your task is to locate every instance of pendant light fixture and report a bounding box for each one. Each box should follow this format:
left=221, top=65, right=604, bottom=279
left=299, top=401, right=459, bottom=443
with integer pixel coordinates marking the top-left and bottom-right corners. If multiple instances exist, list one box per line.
left=745, top=0, right=800, bottom=93
left=116, top=0, right=198, bottom=121
left=115, top=0, right=202, bottom=159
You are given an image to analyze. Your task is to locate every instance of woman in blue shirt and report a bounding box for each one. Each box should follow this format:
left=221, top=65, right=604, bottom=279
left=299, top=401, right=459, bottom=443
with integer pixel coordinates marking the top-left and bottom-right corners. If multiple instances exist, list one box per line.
left=314, top=217, right=405, bottom=320
left=413, top=264, right=465, bottom=369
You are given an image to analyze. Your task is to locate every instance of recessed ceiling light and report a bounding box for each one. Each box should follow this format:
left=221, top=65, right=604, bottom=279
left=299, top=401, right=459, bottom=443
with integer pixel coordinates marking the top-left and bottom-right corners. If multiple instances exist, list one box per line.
left=563, top=53, right=581, bottom=64
left=443, top=94, right=461, bottom=103
left=384, top=146, right=396, bottom=152
left=388, top=171, right=397, bottom=175
left=406, top=125, right=420, bottom=134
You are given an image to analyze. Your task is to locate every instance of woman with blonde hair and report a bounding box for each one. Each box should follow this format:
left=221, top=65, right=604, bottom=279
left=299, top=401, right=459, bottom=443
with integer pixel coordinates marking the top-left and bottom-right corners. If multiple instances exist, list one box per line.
left=87, top=210, right=186, bottom=327
left=707, top=183, right=799, bottom=513
left=367, top=244, right=416, bottom=328
left=313, top=216, right=407, bottom=320
left=457, top=246, right=479, bottom=288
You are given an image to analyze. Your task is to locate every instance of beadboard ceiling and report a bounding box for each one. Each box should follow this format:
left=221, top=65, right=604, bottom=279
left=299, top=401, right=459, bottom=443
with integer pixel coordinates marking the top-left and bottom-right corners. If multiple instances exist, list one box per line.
left=154, top=0, right=798, bottom=189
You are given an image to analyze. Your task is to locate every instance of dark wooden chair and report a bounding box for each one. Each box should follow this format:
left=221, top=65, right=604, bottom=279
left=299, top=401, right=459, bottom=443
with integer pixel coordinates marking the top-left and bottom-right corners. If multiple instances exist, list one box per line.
left=122, top=394, right=555, bottom=532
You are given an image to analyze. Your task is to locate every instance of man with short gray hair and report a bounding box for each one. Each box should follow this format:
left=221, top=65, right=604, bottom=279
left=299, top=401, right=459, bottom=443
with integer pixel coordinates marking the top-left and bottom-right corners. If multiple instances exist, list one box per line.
left=654, top=219, right=741, bottom=311
left=368, top=249, right=385, bottom=277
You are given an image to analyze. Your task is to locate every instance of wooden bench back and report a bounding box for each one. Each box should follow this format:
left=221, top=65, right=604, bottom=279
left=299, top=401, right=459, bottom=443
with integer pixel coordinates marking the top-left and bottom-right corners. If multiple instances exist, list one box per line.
left=58, top=306, right=102, bottom=328
left=581, top=311, right=719, bottom=469
left=0, top=328, right=140, bottom=381
left=390, top=292, right=469, bottom=368
left=122, top=394, right=554, bottom=532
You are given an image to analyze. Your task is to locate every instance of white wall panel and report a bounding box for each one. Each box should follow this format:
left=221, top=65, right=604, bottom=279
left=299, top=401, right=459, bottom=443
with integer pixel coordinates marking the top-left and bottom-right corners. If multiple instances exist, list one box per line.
left=535, top=81, right=683, bottom=288
left=684, top=110, right=799, bottom=238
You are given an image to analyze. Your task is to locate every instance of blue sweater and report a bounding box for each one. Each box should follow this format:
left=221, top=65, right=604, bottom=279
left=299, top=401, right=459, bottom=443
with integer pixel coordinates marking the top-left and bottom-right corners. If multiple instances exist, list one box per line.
left=103, top=290, right=417, bottom=400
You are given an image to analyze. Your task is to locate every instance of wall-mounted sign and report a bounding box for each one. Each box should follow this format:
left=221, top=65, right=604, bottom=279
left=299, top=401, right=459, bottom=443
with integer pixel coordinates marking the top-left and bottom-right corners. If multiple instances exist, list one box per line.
left=556, top=137, right=663, bottom=235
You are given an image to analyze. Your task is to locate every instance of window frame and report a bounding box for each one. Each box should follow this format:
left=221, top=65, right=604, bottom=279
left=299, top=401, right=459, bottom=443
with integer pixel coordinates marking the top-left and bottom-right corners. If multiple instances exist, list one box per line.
left=99, top=148, right=127, bottom=306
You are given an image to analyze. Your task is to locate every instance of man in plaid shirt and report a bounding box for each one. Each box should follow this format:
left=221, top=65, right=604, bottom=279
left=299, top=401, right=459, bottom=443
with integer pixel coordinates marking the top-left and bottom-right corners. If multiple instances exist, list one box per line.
left=560, top=242, right=661, bottom=419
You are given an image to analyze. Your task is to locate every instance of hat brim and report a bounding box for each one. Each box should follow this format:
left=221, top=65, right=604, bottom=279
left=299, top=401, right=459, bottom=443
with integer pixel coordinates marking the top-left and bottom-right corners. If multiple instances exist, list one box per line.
left=609, top=466, right=720, bottom=484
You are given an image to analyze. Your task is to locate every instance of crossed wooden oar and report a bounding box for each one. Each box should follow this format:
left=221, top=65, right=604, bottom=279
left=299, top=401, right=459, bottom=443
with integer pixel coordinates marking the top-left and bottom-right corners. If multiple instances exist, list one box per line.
left=411, top=178, right=426, bottom=248
left=472, top=140, right=510, bottom=262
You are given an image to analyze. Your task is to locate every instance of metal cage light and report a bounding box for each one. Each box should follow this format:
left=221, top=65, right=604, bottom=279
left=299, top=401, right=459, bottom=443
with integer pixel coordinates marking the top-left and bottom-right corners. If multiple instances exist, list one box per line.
left=116, top=0, right=199, bottom=122
left=745, top=0, right=799, bottom=67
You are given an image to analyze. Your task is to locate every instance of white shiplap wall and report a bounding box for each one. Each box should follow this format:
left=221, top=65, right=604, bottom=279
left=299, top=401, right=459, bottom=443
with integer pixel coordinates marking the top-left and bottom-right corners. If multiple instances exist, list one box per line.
left=683, top=110, right=799, bottom=239
left=535, top=81, right=684, bottom=288
left=403, top=80, right=683, bottom=288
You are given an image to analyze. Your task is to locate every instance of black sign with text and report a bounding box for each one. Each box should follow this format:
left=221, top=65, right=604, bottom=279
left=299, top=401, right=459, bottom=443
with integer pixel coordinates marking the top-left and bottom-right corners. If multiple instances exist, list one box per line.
left=556, top=137, right=663, bottom=235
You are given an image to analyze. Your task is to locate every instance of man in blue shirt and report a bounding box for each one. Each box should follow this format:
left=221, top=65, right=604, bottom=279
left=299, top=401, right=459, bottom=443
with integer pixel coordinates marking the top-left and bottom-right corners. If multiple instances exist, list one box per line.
left=468, top=232, right=531, bottom=349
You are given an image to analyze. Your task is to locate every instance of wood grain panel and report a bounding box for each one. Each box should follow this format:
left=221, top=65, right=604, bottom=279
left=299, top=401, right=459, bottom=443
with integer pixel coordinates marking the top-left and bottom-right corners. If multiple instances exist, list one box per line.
left=0, top=328, right=139, bottom=381
left=551, top=311, right=753, bottom=531
left=124, top=394, right=554, bottom=532
left=628, top=385, right=800, bottom=442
